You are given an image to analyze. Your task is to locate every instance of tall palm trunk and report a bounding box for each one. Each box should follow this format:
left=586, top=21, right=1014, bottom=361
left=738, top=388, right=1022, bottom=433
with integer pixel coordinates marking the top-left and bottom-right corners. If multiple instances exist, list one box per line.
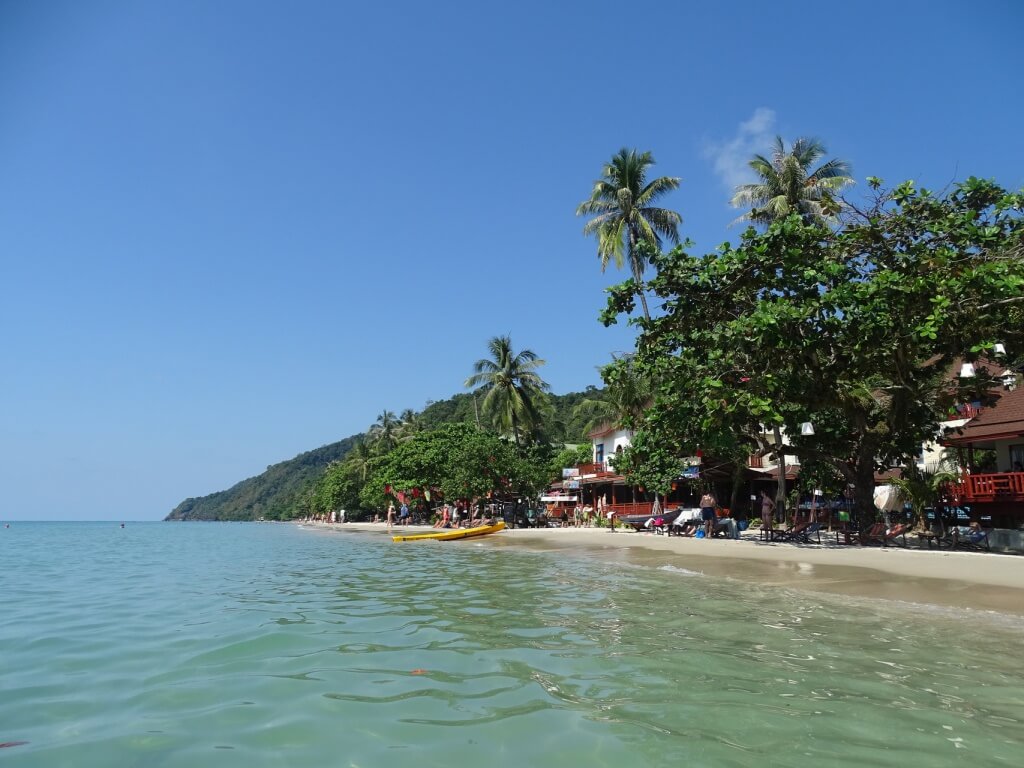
left=629, top=230, right=652, bottom=323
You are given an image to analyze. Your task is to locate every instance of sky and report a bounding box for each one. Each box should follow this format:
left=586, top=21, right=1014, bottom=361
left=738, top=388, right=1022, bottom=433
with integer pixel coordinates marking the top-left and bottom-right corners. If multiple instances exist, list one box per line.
left=2, top=1, right=1022, bottom=520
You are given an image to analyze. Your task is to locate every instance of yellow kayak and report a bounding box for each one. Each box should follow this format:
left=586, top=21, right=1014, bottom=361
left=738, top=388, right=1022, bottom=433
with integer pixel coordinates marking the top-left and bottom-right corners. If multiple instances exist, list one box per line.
left=393, top=521, right=505, bottom=542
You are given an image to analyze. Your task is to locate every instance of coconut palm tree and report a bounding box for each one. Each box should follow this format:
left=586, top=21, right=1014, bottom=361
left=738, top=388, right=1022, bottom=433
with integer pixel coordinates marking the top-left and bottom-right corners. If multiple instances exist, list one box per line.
left=572, top=355, right=651, bottom=435
left=888, top=464, right=959, bottom=534
left=464, top=335, right=550, bottom=448
left=397, top=408, right=424, bottom=441
left=346, top=437, right=374, bottom=482
left=730, top=136, right=853, bottom=517
left=369, top=410, right=400, bottom=453
left=731, top=136, right=853, bottom=227
left=577, top=148, right=682, bottom=321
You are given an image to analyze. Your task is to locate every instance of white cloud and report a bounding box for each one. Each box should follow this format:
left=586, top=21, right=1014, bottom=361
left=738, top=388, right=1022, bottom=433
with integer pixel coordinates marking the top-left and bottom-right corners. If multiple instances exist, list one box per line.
left=704, top=107, right=777, bottom=191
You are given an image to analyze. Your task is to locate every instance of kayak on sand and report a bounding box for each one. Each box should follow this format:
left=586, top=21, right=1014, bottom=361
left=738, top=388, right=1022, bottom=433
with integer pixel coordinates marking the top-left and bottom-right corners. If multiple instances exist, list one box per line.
left=392, top=521, right=505, bottom=542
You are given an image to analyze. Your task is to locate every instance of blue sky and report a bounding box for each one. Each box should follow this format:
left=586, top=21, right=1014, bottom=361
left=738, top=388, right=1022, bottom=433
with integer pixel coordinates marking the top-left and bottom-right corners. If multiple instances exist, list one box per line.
left=2, top=1, right=1022, bottom=520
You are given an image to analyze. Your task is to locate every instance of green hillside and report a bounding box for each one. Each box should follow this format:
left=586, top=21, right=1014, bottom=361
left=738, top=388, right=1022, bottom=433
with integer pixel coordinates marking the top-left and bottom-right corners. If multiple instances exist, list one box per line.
left=164, top=387, right=601, bottom=521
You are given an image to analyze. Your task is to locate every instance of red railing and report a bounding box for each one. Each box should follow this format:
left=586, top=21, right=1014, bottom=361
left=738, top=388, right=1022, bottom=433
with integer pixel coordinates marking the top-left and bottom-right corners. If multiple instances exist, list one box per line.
left=577, top=462, right=616, bottom=477
left=748, top=454, right=764, bottom=468
left=607, top=502, right=655, bottom=518
left=949, top=472, right=1024, bottom=502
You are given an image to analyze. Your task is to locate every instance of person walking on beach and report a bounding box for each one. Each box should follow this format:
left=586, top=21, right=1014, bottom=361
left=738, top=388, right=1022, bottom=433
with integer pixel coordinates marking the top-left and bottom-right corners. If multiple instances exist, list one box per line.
left=700, top=490, right=717, bottom=539
left=399, top=502, right=409, bottom=526
left=386, top=503, right=396, bottom=531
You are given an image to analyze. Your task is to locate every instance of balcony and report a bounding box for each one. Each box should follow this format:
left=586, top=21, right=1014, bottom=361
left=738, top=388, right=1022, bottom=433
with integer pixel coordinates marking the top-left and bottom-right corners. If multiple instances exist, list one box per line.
left=607, top=501, right=656, bottom=519
left=577, top=462, right=617, bottom=478
left=948, top=472, right=1024, bottom=503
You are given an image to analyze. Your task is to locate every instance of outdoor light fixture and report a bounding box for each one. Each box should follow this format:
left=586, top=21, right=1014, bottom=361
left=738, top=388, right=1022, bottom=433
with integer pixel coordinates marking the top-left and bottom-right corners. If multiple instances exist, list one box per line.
left=959, top=363, right=976, bottom=378
left=800, top=421, right=815, bottom=436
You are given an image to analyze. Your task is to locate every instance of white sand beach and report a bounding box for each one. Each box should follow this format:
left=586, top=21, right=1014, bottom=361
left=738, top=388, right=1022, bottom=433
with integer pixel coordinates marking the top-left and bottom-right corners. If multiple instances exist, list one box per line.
left=315, top=522, right=1024, bottom=615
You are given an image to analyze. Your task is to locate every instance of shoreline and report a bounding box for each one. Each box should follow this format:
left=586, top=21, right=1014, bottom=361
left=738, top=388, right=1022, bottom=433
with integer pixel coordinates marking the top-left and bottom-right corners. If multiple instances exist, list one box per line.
left=307, top=522, right=1024, bottom=616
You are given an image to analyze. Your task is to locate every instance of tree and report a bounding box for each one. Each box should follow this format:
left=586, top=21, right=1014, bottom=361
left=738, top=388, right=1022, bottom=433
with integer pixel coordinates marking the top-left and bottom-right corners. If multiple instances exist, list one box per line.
left=465, top=335, right=550, bottom=448
left=731, top=136, right=854, bottom=227
left=369, top=410, right=400, bottom=452
left=604, top=177, right=1024, bottom=523
left=730, top=135, right=854, bottom=513
left=577, top=148, right=682, bottom=321
left=397, top=408, right=425, bottom=441
left=889, top=464, right=959, bottom=534
left=572, top=354, right=651, bottom=435
left=360, top=424, right=549, bottom=513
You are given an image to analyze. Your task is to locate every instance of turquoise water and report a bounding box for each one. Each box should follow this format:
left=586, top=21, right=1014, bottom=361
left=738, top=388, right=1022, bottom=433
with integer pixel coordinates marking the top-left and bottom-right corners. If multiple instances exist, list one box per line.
left=1, top=522, right=1022, bottom=767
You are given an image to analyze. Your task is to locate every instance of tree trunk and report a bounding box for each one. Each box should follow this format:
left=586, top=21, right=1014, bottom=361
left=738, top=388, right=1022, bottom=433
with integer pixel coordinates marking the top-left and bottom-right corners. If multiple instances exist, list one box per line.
left=628, top=229, right=652, bottom=323
left=773, top=425, right=786, bottom=524
left=729, top=460, right=747, bottom=519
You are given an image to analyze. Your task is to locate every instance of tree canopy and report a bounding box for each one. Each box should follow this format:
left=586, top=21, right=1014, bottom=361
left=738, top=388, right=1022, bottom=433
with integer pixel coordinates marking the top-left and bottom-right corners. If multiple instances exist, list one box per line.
left=604, top=177, right=1024, bottom=519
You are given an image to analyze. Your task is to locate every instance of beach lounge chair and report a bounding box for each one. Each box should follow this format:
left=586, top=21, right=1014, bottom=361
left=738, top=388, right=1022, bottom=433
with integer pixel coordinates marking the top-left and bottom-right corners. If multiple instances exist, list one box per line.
left=783, top=521, right=822, bottom=544
left=861, top=523, right=909, bottom=547
left=952, top=526, right=991, bottom=552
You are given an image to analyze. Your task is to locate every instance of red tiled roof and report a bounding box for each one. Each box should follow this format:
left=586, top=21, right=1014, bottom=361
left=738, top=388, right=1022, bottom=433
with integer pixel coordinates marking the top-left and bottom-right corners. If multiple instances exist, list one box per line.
left=945, top=380, right=1024, bottom=444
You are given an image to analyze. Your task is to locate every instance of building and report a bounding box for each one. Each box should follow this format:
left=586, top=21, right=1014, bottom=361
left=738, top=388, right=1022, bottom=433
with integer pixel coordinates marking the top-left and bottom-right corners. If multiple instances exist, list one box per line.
left=943, top=368, right=1024, bottom=530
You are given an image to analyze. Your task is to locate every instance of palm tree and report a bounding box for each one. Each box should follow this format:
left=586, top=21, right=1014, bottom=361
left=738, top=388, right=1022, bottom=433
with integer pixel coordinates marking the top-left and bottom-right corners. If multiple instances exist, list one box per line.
left=731, top=136, right=853, bottom=518
left=464, top=335, right=550, bottom=448
left=573, top=355, right=651, bottom=435
left=577, top=148, right=682, bottom=321
left=397, top=408, right=424, bottom=441
left=369, top=410, right=400, bottom=453
left=346, top=437, right=374, bottom=482
left=888, top=464, right=959, bottom=534
left=730, top=136, right=853, bottom=227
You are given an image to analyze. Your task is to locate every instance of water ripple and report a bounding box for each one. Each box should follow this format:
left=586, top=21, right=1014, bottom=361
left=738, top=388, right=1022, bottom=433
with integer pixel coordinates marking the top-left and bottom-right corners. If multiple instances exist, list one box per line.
left=1, top=522, right=1022, bottom=767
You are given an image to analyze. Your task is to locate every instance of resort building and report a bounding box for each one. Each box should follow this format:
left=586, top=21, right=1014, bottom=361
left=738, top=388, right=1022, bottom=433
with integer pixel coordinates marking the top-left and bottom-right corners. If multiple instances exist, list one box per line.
left=943, top=367, right=1024, bottom=534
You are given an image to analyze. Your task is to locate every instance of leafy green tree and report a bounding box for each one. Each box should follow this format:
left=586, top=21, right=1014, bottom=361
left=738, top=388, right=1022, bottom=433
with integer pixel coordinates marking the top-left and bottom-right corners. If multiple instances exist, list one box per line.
left=729, top=136, right=853, bottom=513
left=604, top=177, right=1024, bottom=522
left=577, top=148, right=682, bottom=321
left=360, top=424, right=548, bottom=513
left=465, top=335, right=550, bottom=448
left=731, top=136, right=853, bottom=227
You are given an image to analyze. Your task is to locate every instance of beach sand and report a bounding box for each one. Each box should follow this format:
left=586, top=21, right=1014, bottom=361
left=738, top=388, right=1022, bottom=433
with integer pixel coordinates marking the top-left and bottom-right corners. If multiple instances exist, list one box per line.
left=319, top=522, right=1024, bottom=616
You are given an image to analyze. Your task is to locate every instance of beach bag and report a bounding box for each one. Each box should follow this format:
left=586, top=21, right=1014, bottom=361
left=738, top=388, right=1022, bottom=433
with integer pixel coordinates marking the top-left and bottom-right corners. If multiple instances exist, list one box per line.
left=695, top=530, right=705, bottom=538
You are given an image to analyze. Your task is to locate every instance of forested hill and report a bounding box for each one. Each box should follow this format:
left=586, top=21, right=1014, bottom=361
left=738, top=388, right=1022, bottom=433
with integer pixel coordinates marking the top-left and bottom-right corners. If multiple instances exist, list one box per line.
left=164, top=386, right=601, bottom=521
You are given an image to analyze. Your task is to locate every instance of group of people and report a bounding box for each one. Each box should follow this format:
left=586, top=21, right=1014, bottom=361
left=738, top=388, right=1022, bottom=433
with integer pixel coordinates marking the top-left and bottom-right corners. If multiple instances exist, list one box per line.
left=384, top=501, right=489, bottom=531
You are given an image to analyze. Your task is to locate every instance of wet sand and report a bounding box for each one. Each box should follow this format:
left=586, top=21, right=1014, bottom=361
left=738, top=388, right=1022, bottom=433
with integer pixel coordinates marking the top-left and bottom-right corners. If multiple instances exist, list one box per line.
left=317, top=522, right=1024, bottom=616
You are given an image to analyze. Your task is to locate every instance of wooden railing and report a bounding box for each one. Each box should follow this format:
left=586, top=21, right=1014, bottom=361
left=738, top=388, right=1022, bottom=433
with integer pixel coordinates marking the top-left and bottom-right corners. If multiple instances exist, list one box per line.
left=607, top=502, right=655, bottom=518
left=949, top=472, right=1024, bottom=502
left=577, top=462, right=616, bottom=477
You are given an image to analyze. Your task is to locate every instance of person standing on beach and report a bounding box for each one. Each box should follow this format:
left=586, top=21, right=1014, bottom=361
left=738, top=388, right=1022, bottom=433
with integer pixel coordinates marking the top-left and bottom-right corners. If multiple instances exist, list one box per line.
left=760, top=490, right=775, bottom=528
left=399, top=502, right=409, bottom=526
left=700, top=490, right=717, bottom=539
left=386, top=503, right=396, bottom=531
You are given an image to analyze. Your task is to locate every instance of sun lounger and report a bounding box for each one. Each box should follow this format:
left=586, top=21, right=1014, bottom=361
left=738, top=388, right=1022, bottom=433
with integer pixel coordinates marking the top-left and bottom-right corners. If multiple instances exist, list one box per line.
left=782, top=521, right=822, bottom=544
left=952, top=526, right=991, bottom=552
left=861, top=522, right=909, bottom=547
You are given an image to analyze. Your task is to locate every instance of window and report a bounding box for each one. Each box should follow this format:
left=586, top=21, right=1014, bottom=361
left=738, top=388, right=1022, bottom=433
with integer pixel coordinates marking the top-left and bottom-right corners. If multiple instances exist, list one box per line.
left=595, top=443, right=604, bottom=464
left=1010, top=444, right=1024, bottom=472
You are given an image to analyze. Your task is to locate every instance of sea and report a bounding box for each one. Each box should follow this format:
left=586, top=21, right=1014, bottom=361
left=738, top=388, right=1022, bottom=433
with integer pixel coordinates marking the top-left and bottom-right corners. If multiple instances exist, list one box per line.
left=1, top=521, right=1022, bottom=767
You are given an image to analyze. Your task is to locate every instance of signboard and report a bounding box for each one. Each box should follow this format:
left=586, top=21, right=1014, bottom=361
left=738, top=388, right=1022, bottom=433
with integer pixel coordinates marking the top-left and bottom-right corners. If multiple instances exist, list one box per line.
left=565, top=479, right=580, bottom=489
left=562, top=467, right=580, bottom=479
left=681, top=465, right=699, bottom=479
left=680, top=456, right=702, bottom=466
